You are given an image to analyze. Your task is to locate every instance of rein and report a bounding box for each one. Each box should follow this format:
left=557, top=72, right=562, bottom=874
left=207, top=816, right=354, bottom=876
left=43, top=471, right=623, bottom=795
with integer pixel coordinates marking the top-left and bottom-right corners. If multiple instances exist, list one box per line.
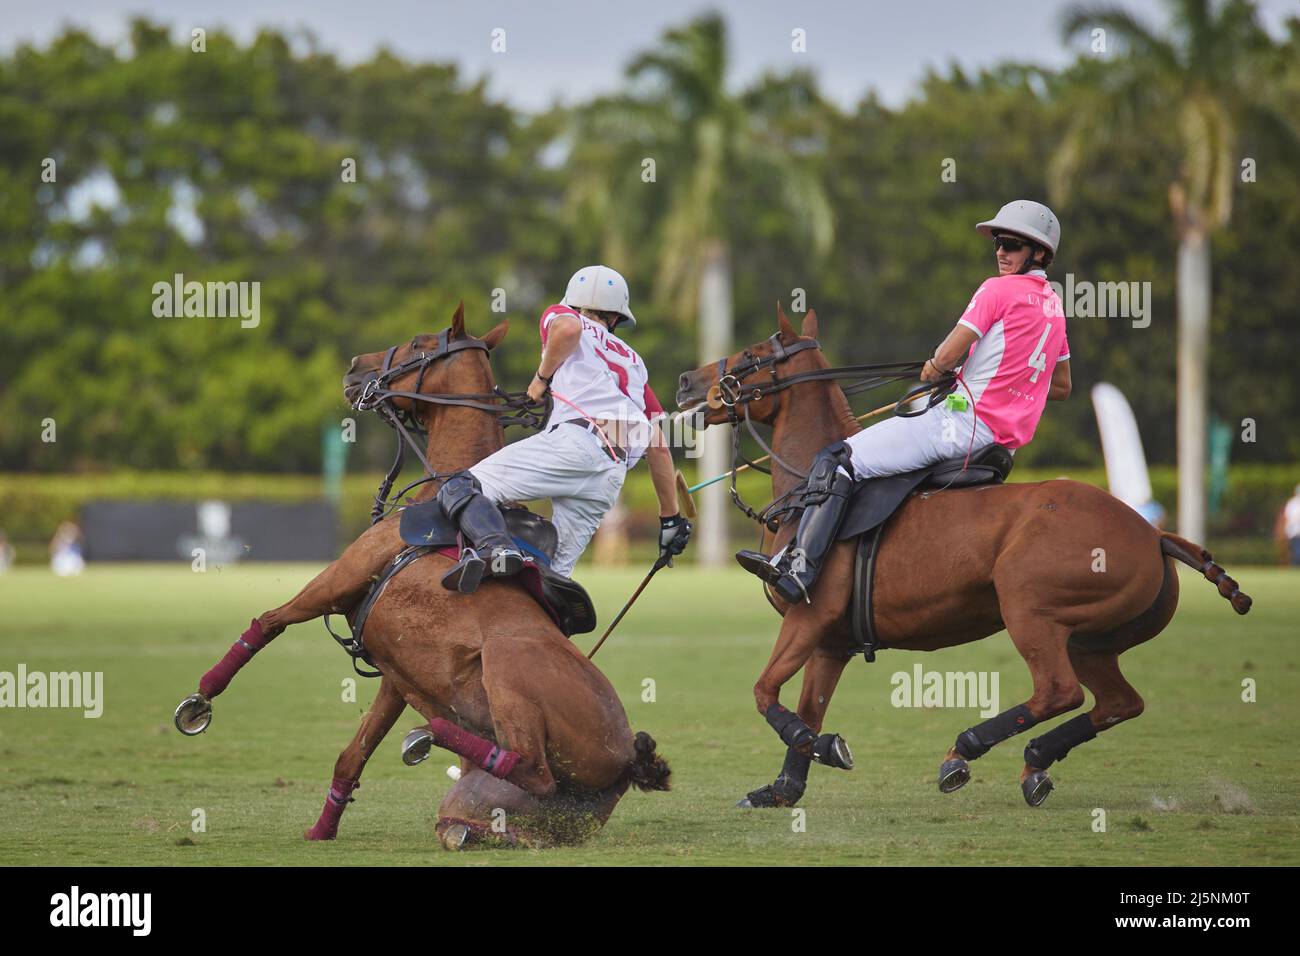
left=351, top=329, right=547, bottom=523
left=704, top=332, right=952, bottom=531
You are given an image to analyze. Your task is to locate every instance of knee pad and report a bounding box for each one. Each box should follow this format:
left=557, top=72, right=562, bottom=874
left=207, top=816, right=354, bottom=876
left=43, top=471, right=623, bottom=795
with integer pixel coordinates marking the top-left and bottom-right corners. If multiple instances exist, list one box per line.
left=803, top=442, right=856, bottom=503
left=1023, top=714, right=1097, bottom=770
left=824, top=440, right=855, bottom=476
left=437, top=471, right=483, bottom=519
left=955, top=704, right=1037, bottom=761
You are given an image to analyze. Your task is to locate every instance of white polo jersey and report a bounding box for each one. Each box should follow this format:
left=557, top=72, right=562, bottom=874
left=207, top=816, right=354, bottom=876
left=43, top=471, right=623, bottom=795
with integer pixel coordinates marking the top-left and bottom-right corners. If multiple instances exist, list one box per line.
left=539, top=303, right=664, bottom=462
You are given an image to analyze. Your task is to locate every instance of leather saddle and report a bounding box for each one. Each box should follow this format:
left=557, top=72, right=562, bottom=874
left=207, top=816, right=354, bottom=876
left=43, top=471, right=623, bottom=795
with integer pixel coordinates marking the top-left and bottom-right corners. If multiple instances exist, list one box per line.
left=836, top=444, right=1014, bottom=661
left=398, top=499, right=595, bottom=636
left=838, top=443, right=1015, bottom=542
left=328, top=501, right=595, bottom=676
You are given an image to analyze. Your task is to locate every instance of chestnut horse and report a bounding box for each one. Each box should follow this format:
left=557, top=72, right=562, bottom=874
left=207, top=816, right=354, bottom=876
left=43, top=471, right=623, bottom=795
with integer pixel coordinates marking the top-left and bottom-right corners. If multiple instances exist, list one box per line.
left=676, top=306, right=1251, bottom=808
left=178, top=304, right=670, bottom=849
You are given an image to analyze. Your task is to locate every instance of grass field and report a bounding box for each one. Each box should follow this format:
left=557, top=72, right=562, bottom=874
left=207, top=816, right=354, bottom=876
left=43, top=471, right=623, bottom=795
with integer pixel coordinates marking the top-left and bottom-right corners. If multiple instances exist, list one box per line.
left=1, top=562, right=1297, bottom=866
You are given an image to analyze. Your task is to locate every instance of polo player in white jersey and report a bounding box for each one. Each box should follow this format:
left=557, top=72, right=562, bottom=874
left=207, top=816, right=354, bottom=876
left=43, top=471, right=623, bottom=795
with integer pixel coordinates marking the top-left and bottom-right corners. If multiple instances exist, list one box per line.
left=738, top=200, right=1072, bottom=603
left=437, top=265, right=692, bottom=592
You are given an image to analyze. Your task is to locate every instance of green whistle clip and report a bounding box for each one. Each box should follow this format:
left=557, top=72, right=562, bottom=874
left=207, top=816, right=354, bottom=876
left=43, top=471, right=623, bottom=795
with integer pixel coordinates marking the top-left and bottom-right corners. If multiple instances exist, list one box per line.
left=944, top=393, right=969, bottom=412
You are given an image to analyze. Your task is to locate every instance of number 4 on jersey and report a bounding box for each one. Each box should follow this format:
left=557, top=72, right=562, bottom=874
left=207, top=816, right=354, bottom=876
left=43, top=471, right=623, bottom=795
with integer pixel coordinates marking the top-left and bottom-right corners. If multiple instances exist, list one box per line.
left=1027, top=324, right=1052, bottom=383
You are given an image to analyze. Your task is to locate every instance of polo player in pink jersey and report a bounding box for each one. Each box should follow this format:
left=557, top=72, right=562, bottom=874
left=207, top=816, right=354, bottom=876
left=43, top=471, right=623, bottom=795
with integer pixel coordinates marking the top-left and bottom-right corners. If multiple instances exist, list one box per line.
left=437, top=264, right=692, bottom=593
left=738, top=200, right=1072, bottom=603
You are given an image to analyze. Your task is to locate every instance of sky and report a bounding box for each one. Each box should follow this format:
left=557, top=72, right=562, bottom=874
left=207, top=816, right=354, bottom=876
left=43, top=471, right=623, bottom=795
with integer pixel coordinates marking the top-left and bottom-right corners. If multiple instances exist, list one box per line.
left=2, top=0, right=1296, bottom=110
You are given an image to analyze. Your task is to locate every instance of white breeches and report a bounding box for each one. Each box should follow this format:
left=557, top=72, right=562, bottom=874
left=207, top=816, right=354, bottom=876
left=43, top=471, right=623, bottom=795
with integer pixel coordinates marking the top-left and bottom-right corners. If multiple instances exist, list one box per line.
left=469, top=423, right=626, bottom=577
left=843, top=405, right=999, bottom=479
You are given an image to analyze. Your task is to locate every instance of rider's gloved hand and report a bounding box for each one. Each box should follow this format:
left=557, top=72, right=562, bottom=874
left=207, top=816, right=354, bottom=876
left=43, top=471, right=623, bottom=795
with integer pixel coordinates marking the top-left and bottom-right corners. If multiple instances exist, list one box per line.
left=658, top=514, right=692, bottom=567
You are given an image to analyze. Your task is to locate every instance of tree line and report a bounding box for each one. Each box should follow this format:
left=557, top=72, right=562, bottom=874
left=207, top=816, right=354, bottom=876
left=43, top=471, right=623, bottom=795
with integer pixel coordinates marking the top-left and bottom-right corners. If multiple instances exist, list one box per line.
left=2, top=7, right=1298, bottom=479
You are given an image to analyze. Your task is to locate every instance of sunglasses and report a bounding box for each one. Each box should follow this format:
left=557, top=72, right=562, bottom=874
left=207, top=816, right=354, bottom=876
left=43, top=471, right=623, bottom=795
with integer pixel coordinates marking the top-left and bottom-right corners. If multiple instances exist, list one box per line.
left=993, top=234, right=1031, bottom=253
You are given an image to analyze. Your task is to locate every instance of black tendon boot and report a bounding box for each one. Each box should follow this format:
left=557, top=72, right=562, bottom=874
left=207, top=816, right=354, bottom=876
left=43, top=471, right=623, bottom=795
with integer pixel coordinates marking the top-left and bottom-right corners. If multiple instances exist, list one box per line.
left=736, top=445, right=855, bottom=603
left=436, top=472, right=527, bottom=594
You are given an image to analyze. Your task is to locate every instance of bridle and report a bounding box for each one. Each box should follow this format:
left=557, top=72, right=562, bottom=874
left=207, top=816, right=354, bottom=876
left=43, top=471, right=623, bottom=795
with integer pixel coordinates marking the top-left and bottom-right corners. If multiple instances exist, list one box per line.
left=350, top=328, right=547, bottom=523
left=705, top=332, right=953, bottom=530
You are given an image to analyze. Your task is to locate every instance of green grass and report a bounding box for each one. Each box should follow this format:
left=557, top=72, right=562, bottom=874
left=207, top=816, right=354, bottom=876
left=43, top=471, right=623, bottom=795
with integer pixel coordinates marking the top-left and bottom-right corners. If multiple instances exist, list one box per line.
left=1, top=562, right=1297, bottom=866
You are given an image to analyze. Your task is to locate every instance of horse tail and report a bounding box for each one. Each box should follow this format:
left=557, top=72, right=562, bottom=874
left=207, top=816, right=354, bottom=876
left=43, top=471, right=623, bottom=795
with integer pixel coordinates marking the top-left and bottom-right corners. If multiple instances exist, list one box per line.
left=624, top=731, right=672, bottom=792
left=1159, top=532, right=1252, bottom=615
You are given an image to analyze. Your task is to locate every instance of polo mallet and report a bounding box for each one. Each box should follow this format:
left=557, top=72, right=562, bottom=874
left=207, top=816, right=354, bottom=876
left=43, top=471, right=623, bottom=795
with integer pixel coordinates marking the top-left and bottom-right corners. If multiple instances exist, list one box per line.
left=587, top=553, right=672, bottom=660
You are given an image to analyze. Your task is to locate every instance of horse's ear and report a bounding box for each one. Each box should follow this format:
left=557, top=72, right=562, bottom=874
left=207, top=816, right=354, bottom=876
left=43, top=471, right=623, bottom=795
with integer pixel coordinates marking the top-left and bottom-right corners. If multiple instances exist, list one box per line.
left=776, top=301, right=796, bottom=340
left=451, top=300, right=466, bottom=339
left=480, top=319, right=508, bottom=350
left=801, top=309, right=819, bottom=339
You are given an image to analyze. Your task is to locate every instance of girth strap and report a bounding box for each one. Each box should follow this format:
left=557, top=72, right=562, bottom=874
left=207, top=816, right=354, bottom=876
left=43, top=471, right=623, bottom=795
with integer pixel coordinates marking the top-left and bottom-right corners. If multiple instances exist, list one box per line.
left=850, top=522, right=887, bottom=662
left=324, top=545, right=434, bottom=678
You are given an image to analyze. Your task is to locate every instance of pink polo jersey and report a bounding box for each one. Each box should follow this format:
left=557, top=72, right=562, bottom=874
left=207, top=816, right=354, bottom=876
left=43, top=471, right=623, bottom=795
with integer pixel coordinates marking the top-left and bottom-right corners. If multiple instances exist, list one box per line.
left=955, top=271, right=1069, bottom=450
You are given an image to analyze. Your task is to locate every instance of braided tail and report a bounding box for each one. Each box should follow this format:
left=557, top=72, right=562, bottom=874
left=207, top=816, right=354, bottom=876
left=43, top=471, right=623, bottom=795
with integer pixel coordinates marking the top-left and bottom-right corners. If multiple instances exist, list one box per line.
left=624, top=731, right=672, bottom=792
left=1159, top=532, right=1252, bottom=615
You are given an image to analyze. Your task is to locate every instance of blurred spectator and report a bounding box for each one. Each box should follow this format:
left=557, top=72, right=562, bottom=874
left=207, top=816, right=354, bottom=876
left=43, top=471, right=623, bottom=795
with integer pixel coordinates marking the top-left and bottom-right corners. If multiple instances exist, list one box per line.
left=0, top=531, right=14, bottom=574
left=1277, top=484, right=1300, bottom=567
left=50, top=520, right=85, bottom=577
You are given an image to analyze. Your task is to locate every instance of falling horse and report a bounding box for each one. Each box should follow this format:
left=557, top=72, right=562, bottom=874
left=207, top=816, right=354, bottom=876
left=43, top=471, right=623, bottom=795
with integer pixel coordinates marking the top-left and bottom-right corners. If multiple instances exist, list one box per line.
left=675, top=305, right=1251, bottom=809
left=174, top=304, right=670, bottom=849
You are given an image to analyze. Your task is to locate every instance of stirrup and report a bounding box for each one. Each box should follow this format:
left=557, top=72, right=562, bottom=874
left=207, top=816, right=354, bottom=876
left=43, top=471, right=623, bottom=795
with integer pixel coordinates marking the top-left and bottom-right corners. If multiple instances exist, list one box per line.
left=486, top=547, right=528, bottom=579
left=773, top=573, right=812, bottom=606
left=441, top=548, right=486, bottom=594
left=735, top=548, right=784, bottom=585
left=737, top=547, right=811, bottom=605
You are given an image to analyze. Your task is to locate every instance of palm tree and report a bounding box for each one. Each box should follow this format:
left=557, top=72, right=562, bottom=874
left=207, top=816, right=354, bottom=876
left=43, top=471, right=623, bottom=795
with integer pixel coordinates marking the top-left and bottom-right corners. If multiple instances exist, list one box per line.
left=566, top=14, right=833, bottom=565
left=1053, top=0, right=1293, bottom=543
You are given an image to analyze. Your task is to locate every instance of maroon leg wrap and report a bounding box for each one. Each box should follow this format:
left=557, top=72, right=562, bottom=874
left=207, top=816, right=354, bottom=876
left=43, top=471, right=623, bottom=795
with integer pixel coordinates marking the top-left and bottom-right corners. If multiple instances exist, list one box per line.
left=199, top=619, right=268, bottom=699
left=428, top=718, right=521, bottom=779
left=304, top=776, right=359, bottom=841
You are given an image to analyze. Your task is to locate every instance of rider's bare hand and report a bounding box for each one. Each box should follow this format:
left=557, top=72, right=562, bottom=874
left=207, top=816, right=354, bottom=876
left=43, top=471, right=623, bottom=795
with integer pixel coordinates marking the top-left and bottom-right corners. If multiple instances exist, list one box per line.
left=527, top=374, right=550, bottom=403
left=921, top=359, right=946, bottom=382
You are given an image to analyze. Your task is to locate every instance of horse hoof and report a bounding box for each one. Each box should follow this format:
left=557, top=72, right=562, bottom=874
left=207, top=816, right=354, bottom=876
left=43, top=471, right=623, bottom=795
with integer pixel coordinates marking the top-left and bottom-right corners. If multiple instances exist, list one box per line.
left=811, top=733, right=854, bottom=770
left=737, top=775, right=805, bottom=808
left=1022, top=770, right=1053, bottom=807
left=401, top=728, right=434, bottom=766
left=439, top=823, right=470, bottom=851
left=174, top=693, right=212, bottom=736
left=938, top=757, right=971, bottom=793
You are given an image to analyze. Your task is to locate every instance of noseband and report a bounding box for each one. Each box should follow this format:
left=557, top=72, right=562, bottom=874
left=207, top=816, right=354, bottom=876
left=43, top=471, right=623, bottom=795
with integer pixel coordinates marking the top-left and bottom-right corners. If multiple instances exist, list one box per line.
left=713, top=333, right=825, bottom=410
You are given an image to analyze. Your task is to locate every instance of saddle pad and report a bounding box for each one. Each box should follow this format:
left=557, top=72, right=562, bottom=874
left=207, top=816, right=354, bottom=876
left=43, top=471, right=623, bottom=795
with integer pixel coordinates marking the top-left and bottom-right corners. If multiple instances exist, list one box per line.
left=399, top=499, right=457, bottom=548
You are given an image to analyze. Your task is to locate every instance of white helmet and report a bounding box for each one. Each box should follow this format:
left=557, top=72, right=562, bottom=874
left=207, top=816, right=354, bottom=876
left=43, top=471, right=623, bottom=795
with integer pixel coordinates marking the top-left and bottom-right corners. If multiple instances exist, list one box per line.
left=561, top=265, right=637, bottom=329
left=976, top=200, right=1061, bottom=257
